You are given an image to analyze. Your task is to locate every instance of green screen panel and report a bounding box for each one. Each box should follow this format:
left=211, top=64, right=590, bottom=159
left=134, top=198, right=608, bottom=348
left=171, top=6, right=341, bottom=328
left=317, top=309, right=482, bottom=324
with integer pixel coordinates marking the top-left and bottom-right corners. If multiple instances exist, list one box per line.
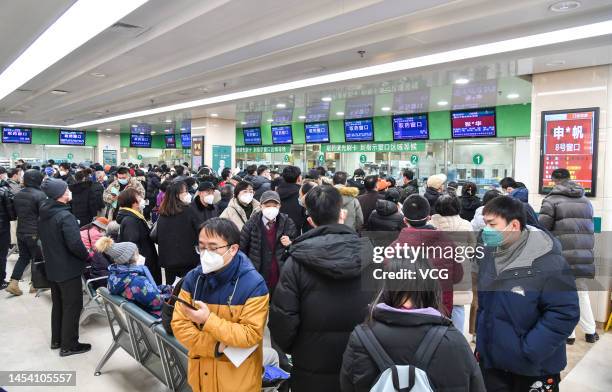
left=291, top=122, right=305, bottom=144
left=429, top=111, right=451, bottom=139
left=496, top=103, right=531, bottom=137
left=373, top=116, right=392, bottom=142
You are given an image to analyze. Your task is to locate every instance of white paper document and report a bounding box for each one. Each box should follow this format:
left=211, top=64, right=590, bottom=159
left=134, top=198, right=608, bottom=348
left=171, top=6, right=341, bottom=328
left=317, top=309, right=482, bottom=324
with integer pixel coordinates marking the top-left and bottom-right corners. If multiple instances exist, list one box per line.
left=223, top=345, right=258, bottom=367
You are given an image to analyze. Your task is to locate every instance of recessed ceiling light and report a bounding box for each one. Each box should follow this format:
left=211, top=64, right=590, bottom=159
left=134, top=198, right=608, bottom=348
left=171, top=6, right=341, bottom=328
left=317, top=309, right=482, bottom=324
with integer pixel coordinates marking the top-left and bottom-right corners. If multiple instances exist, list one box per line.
left=131, top=124, right=137, bottom=128
left=381, top=107, right=391, bottom=112
left=298, top=115, right=306, bottom=120
left=180, top=127, right=186, bottom=131
left=96, top=129, right=101, bottom=132
left=210, top=113, right=218, bottom=117
left=7, top=124, right=15, bottom=127
left=266, top=118, right=274, bottom=122
left=165, top=129, right=170, bottom=133
left=437, top=101, right=448, bottom=106
left=321, top=96, right=332, bottom=102
left=241, top=121, right=247, bottom=125
left=336, top=111, right=344, bottom=116
left=546, top=60, right=566, bottom=67
left=549, top=1, right=581, bottom=12
left=276, top=103, right=286, bottom=109
left=454, top=78, right=470, bottom=85
left=105, top=128, right=112, bottom=131
left=151, top=131, right=156, bottom=134
left=9, top=110, right=24, bottom=115
left=89, top=72, right=106, bottom=78
left=165, top=119, right=172, bottom=123
left=507, top=93, right=520, bottom=99
left=50, top=89, right=69, bottom=95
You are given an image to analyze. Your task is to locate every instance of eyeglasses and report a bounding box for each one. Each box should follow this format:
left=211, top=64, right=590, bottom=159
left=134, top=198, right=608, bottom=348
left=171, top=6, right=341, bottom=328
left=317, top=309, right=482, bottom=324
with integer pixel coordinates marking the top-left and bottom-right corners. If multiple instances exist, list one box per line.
left=195, top=244, right=230, bottom=255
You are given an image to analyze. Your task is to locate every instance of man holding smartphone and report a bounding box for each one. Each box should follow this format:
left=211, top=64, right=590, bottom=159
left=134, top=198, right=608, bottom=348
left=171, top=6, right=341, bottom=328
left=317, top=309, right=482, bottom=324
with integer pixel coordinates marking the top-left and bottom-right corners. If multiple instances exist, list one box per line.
left=172, top=217, right=269, bottom=392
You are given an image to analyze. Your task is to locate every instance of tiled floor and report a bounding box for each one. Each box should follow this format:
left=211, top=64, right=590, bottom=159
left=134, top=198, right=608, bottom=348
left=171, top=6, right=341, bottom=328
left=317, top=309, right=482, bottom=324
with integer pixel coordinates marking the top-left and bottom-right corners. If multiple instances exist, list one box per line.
left=0, top=253, right=609, bottom=391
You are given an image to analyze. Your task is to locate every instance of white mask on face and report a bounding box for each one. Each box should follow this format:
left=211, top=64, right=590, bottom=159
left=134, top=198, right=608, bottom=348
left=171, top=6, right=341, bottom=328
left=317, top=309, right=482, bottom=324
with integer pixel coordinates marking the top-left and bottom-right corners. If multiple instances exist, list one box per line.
left=203, top=194, right=215, bottom=205
left=138, top=198, right=146, bottom=211
left=59, top=171, right=67, bottom=177
left=238, top=192, right=253, bottom=205
left=200, top=248, right=230, bottom=274
left=180, top=193, right=192, bottom=204
left=262, top=207, right=279, bottom=221
left=66, top=190, right=72, bottom=202
left=136, top=255, right=146, bottom=266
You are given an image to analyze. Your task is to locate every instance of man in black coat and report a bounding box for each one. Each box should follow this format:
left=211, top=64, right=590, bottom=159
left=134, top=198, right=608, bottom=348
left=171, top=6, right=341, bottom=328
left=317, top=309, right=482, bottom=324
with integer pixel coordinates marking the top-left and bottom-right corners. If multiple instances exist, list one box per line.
left=69, top=170, right=104, bottom=227
left=357, top=175, right=383, bottom=227
left=399, top=168, right=419, bottom=203
left=190, top=181, right=219, bottom=224
left=276, top=165, right=306, bottom=233
left=39, top=178, right=91, bottom=356
left=0, top=172, right=17, bottom=290
left=6, top=169, right=47, bottom=296
left=269, top=185, right=373, bottom=392
left=55, top=162, right=76, bottom=185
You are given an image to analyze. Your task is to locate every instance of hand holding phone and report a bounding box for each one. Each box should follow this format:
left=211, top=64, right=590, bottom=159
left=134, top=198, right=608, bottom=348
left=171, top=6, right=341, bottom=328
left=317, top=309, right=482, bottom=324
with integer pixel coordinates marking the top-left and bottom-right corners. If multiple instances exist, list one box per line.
left=171, top=295, right=198, bottom=310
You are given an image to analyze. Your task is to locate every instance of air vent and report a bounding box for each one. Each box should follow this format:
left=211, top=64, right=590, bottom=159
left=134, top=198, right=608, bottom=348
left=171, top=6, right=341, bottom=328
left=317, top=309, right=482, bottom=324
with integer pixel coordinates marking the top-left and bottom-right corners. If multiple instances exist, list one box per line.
left=15, top=89, right=33, bottom=93
left=111, top=22, right=143, bottom=30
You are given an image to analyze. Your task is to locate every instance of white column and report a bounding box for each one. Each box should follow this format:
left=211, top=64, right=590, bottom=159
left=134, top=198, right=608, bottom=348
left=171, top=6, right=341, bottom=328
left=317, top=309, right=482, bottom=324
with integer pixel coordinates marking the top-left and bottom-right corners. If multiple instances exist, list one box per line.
left=191, top=117, right=236, bottom=171
left=95, top=133, right=120, bottom=165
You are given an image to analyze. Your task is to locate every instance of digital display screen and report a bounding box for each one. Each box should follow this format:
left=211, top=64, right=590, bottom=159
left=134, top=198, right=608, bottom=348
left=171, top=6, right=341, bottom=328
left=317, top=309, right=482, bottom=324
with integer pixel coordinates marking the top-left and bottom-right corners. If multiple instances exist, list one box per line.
left=59, top=130, right=86, bottom=145
left=272, top=109, right=293, bottom=124
left=345, top=96, right=374, bottom=118
left=130, top=134, right=152, bottom=148
left=165, top=135, right=176, bottom=148
left=452, top=80, right=498, bottom=110
left=131, top=123, right=152, bottom=134
left=2, top=127, right=32, bottom=144
left=392, top=114, right=429, bottom=140
left=539, top=108, right=599, bottom=197
left=304, top=122, right=329, bottom=143
left=305, top=101, right=330, bottom=122
left=344, top=118, right=374, bottom=142
left=451, top=108, right=496, bottom=138
left=271, top=125, right=293, bottom=144
left=393, top=89, right=430, bottom=113
left=181, top=133, right=191, bottom=148
left=243, top=127, right=262, bottom=145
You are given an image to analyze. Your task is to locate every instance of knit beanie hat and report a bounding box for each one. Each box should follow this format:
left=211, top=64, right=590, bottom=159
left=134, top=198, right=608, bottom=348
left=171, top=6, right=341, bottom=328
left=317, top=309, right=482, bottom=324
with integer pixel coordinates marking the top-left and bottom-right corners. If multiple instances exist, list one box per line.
left=426, top=174, right=447, bottom=190
left=95, top=237, right=137, bottom=264
left=41, top=178, right=68, bottom=200
left=402, top=194, right=430, bottom=224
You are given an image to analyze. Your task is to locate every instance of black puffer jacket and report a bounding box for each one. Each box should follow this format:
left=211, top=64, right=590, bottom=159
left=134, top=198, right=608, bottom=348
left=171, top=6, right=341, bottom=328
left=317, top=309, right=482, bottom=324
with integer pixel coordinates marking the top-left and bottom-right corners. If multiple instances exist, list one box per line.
left=459, top=195, right=481, bottom=222
left=276, top=181, right=306, bottom=233
left=340, top=306, right=486, bottom=392
left=424, top=187, right=442, bottom=214
left=399, top=179, right=419, bottom=203
left=14, top=170, right=47, bottom=236
left=116, top=208, right=161, bottom=283
left=538, top=180, right=595, bottom=278
left=367, top=200, right=405, bottom=232
left=145, top=172, right=161, bottom=201
left=239, top=210, right=297, bottom=280
left=156, top=206, right=200, bottom=270
left=189, top=195, right=219, bottom=224
left=269, top=224, right=374, bottom=392
left=0, top=180, right=17, bottom=224
left=252, top=175, right=271, bottom=201
left=38, top=199, right=89, bottom=282
left=69, top=180, right=103, bottom=227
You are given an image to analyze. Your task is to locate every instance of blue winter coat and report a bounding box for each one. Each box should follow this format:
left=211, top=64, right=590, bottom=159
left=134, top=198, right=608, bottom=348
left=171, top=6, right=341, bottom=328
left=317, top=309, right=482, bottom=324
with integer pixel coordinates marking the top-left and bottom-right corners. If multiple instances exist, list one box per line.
left=476, top=227, right=579, bottom=377
left=107, top=264, right=172, bottom=316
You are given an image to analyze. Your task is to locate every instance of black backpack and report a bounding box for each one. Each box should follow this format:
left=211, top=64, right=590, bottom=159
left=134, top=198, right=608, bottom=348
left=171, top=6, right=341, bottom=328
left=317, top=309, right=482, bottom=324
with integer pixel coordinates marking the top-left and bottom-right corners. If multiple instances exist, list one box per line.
left=161, top=277, right=185, bottom=335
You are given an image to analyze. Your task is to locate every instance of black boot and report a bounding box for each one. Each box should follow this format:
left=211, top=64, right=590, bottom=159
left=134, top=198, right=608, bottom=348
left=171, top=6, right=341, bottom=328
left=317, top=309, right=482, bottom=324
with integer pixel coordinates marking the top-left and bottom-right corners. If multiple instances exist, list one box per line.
left=585, top=332, right=599, bottom=343
left=60, top=343, right=91, bottom=357
left=566, top=338, right=575, bottom=345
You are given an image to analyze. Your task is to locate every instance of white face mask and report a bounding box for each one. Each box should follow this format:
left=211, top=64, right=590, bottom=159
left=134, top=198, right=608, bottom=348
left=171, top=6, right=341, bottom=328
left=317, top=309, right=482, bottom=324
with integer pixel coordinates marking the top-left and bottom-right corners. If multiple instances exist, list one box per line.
left=180, top=193, right=192, bottom=204
left=262, top=206, right=279, bottom=221
left=59, top=171, right=67, bottom=177
left=66, top=190, right=72, bottom=202
left=203, top=194, right=215, bottom=205
left=138, top=199, right=146, bottom=211
left=200, top=248, right=230, bottom=274
left=0, top=174, right=7, bottom=181
left=238, top=192, right=253, bottom=205
left=136, top=255, right=146, bottom=266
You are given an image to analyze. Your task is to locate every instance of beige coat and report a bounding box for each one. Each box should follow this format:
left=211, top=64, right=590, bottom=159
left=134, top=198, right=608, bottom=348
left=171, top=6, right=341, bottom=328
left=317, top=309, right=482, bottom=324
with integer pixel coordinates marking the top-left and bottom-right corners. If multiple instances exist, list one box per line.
left=220, top=197, right=260, bottom=231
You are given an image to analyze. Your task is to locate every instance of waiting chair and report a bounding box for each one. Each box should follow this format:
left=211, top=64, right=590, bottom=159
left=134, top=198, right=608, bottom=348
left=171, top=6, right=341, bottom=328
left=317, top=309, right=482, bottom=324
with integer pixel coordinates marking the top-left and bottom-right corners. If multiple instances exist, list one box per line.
left=153, top=324, right=191, bottom=392
left=80, top=270, right=108, bottom=325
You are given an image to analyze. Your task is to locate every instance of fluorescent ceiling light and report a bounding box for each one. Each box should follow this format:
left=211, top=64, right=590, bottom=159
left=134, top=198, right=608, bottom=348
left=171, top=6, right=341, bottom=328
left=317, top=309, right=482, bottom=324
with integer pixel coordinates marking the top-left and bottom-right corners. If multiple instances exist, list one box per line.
left=536, top=86, right=606, bottom=96
left=454, top=78, right=470, bottom=85
left=210, top=113, right=218, bottom=117
left=165, top=119, right=172, bottom=123
left=191, top=126, right=206, bottom=130
left=151, top=131, right=156, bottom=134
left=0, top=0, right=149, bottom=102
left=0, top=121, right=64, bottom=128
left=336, top=112, right=344, bottom=116
left=7, top=124, right=15, bottom=127
left=96, top=129, right=101, bottom=132
left=298, top=115, right=306, bottom=119
left=68, top=20, right=612, bottom=128
left=241, top=121, right=247, bottom=125
left=164, top=129, right=170, bottom=133
left=549, top=1, right=581, bottom=12
left=180, top=127, right=186, bottom=131
left=89, top=72, right=106, bottom=78
left=266, top=119, right=274, bottom=122
left=131, top=124, right=138, bottom=128
left=50, top=89, right=69, bottom=95
left=381, top=107, right=391, bottom=111
left=105, top=128, right=112, bottom=131
left=276, top=103, right=286, bottom=109
left=437, top=101, right=448, bottom=106
left=506, top=93, right=520, bottom=99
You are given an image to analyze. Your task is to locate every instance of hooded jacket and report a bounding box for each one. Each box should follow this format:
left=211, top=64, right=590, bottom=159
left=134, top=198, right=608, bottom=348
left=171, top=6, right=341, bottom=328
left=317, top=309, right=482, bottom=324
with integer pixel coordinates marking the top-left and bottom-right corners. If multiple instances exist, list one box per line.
left=251, top=175, right=272, bottom=201
left=367, top=199, right=405, bottom=232
left=459, top=195, right=481, bottom=222
left=538, top=180, right=595, bottom=278
left=399, top=179, right=419, bottom=203
left=509, top=187, right=529, bottom=203
left=14, top=170, right=47, bottom=236
left=116, top=208, right=161, bottom=283
left=69, top=180, right=104, bottom=227
left=275, top=181, right=306, bottom=232
left=476, top=226, right=579, bottom=377
left=269, top=224, right=374, bottom=392
left=0, top=180, right=17, bottom=224
left=219, top=197, right=261, bottom=231
left=155, top=205, right=200, bottom=270
left=107, top=264, right=171, bottom=316
left=189, top=195, right=219, bottom=224
left=145, top=172, right=161, bottom=201
left=340, top=305, right=486, bottom=392
left=336, top=185, right=364, bottom=231
left=357, top=190, right=383, bottom=227
left=172, top=252, right=269, bottom=392
left=424, top=187, right=442, bottom=214
left=38, top=199, right=89, bottom=282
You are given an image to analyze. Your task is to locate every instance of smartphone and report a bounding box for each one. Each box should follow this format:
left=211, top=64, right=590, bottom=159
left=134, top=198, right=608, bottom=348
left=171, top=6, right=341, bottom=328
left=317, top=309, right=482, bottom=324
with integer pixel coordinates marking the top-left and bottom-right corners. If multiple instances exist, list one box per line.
left=171, top=295, right=198, bottom=310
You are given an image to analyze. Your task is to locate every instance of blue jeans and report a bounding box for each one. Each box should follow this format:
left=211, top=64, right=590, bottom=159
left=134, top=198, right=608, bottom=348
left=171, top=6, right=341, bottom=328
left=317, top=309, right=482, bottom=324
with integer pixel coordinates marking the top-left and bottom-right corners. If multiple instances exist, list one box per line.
left=452, top=305, right=465, bottom=333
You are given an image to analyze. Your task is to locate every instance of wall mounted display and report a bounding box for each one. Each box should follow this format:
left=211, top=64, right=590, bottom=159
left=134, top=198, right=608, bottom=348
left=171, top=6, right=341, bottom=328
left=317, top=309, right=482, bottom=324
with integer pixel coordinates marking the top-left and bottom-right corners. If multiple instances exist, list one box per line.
left=392, top=114, right=429, bottom=140
left=180, top=132, right=191, bottom=148
left=345, top=96, right=374, bottom=118
left=130, top=134, right=152, bottom=148
left=451, top=108, right=496, bottom=138
left=243, top=127, right=262, bottom=145
left=165, top=135, right=176, bottom=148
left=393, top=89, right=430, bottom=113
left=304, top=122, right=330, bottom=143
left=271, top=125, right=293, bottom=144
left=59, top=130, right=86, bottom=146
left=2, top=127, right=32, bottom=144
left=344, top=118, right=374, bottom=142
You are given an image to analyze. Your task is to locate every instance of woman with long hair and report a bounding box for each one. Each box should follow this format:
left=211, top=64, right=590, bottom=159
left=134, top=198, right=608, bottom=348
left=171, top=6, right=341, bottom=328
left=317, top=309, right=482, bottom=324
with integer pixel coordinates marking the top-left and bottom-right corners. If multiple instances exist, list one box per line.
left=340, top=258, right=485, bottom=392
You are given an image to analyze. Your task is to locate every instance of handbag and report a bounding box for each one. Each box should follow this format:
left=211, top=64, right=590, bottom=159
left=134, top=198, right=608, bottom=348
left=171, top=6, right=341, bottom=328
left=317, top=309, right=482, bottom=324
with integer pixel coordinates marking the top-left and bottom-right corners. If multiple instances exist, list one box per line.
left=31, top=261, right=51, bottom=289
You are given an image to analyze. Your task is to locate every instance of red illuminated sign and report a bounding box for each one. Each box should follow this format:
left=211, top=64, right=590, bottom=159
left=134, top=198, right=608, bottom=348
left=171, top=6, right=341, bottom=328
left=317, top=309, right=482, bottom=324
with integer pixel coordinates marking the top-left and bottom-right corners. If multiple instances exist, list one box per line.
left=539, top=108, right=599, bottom=197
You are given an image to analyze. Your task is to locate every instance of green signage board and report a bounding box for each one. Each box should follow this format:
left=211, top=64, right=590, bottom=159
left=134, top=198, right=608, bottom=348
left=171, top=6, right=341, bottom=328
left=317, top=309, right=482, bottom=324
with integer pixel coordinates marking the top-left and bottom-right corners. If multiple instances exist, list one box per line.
left=11, top=152, right=19, bottom=159
left=321, top=141, right=425, bottom=153
left=410, top=154, right=419, bottom=164
left=137, top=154, right=143, bottom=160
left=283, top=154, right=290, bottom=162
left=359, top=154, right=367, bottom=163
left=212, top=145, right=232, bottom=174
left=102, top=150, right=117, bottom=166
left=67, top=153, right=73, bottom=160
left=236, top=145, right=291, bottom=154
left=472, top=153, right=484, bottom=165
left=317, top=154, right=325, bottom=164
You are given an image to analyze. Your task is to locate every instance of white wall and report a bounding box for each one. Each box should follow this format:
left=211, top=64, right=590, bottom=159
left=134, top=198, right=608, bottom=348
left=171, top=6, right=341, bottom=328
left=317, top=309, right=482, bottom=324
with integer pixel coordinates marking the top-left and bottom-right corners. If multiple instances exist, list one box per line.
left=513, top=137, right=531, bottom=181
left=95, top=133, right=120, bottom=164
left=191, top=117, right=236, bottom=170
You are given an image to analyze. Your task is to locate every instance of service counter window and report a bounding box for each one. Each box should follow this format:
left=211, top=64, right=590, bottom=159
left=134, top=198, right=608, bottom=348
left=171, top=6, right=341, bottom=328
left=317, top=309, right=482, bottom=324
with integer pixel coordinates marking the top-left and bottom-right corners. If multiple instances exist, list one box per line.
left=447, top=138, right=514, bottom=196
left=0, top=144, right=45, bottom=166
left=45, top=145, right=94, bottom=165
left=389, top=141, right=446, bottom=186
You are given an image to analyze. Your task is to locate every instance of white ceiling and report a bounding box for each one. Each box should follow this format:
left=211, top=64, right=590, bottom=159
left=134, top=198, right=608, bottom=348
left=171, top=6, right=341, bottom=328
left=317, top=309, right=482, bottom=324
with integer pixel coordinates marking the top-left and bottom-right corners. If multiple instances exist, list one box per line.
left=0, top=0, right=611, bottom=131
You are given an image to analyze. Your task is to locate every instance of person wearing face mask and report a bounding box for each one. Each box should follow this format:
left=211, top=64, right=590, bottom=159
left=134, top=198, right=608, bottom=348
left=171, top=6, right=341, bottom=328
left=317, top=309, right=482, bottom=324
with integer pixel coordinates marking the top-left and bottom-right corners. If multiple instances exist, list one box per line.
left=297, top=180, right=317, bottom=233
left=103, top=166, right=145, bottom=220
left=476, top=196, right=579, bottom=392
left=99, top=237, right=172, bottom=317
left=269, top=185, right=374, bottom=392
left=239, top=190, right=297, bottom=292
left=220, top=180, right=261, bottom=231
left=156, top=180, right=202, bottom=284
left=252, top=165, right=272, bottom=201
left=54, top=162, right=76, bottom=185
left=190, top=181, right=219, bottom=224
left=172, top=217, right=269, bottom=392
left=38, top=178, right=91, bottom=356
left=116, top=188, right=162, bottom=285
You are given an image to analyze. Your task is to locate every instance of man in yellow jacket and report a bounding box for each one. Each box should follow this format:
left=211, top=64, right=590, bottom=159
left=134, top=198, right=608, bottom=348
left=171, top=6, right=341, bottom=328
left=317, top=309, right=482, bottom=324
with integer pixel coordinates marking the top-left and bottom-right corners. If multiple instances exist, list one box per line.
left=172, top=217, right=269, bottom=392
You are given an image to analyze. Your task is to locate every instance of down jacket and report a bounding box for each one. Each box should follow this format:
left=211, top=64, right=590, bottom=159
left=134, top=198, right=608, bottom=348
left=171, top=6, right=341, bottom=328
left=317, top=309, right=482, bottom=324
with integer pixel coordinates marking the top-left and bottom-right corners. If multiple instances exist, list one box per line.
left=538, top=180, right=595, bottom=278
left=117, top=208, right=162, bottom=284
left=337, top=185, right=364, bottom=231
left=269, top=224, right=374, bottom=392
left=14, top=170, right=47, bottom=236
left=367, top=199, right=405, bottom=232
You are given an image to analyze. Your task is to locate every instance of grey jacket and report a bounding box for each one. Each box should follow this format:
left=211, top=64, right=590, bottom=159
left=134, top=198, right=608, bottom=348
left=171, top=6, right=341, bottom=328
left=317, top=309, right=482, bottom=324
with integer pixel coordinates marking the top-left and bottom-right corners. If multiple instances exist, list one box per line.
left=538, top=180, right=594, bottom=278
left=336, top=185, right=364, bottom=231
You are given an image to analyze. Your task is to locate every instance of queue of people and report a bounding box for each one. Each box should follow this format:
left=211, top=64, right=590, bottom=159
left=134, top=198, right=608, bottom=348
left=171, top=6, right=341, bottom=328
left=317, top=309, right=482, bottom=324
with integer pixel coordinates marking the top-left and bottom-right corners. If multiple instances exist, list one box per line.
left=0, top=160, right=596, bottom=392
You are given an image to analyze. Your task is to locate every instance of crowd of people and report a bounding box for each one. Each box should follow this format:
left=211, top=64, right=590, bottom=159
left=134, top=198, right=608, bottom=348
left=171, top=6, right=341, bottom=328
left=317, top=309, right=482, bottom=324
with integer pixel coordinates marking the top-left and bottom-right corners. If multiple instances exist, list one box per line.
left=0, top=159, right=597, bottom=391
